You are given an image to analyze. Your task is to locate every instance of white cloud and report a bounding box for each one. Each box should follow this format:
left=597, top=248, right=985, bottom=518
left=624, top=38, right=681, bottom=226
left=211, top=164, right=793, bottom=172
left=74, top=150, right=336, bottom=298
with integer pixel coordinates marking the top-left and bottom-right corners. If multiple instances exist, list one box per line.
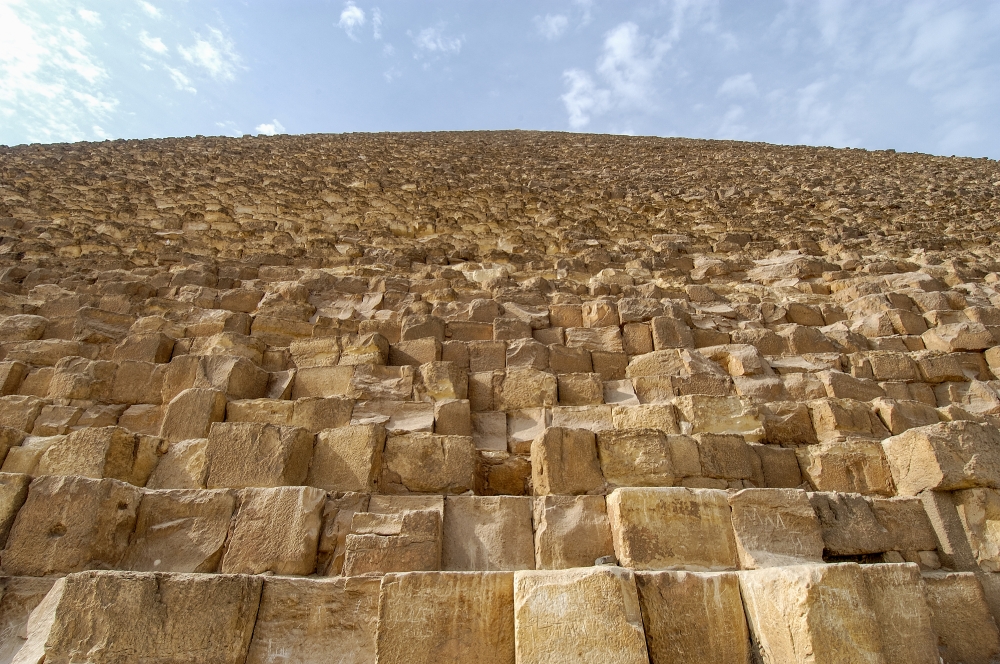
left=534, top=14, right=568, bottom=40
left=412, top=26, right=463, bottom=55
left=339, top=3, right=366, bottom=40
left=718, top=73, right=757, bottom=97
left=716, top=104, right=750, bottom=139
left=561, top=69, right=610, bottom=129
left=0, top=1, right=118, bottom=143
left=77, top=9, right=100, bottom=25
left=574, top=0, right=594, bottom=26
left=178, top=28, right=241, bottom=81
left=215, top=120, right=242, bottom=137
left=596, top=23, right=667, bottom=107
left=372, top=7, right=383, bottom=39
left=255, top=119, right=286, bottom=136
left=166, top=66, right=196, bottom=93
left=139, top=31, right=168, bottom=55
left=138, top=1, right=161, bottom=19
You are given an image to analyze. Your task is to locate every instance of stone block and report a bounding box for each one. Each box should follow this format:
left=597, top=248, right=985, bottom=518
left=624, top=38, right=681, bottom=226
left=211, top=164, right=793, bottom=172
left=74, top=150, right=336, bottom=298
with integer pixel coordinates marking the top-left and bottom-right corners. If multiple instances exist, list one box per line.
left=754, top=444, right=804, bottom=487
left=610, top=404, right=677, bottom=433
left=547, top=344, right=592, bottom=373
left=472, top=411, right=507, bottom=450
left=205, top=422, right=314, bottom=489
left=377, top=571, right=514, bottom=664
left=121, top=488, right=235, bottom=573
left=292, top=365, right=355, bottom=398
left=350, top=364, right=414, bottom=400
left=597, top=429, right=675, bottom=488
left=883, top=421, right=1000, bottom=495
left=469, top=341, right=507, bottom=372
left=0, top=472, right=30, bottom=547
left=416, top=360, right=467, bottom=401
left=246, top=576, right=379, bottom=664
left=872, top=397, right=941, bottom=434
left=1, top=476, right=141, bottom=576
left=443, top=496, right=535, bottom=571
left=352, top=400, right=434, bottom=435
left=650, top=315, right=694, bottom=349
left=565, top=326, right=624, bottom=353
left=797, top=440, right=896, bottom=496
left=289, top=336, right=342, bottom=368
left=343, top=496, right=443, bottom=575
left=532, top=495, right=614, bottom=569
left=159, top=387, right=227, bottom=442
left=497, top=368, right=557, bottom=411
left=513, top=567, right=648, bottom=664
left=635, top=571, right=751, bottom=664
left=505, top=338, right=549, bottom=370
left=291, top=396, right=354, bottom=431
left=549, top=405, right=613, bottom=432
left=307, top=423, right=385, bottom=492
left=111, top=360, right=166, bottom=405
left=0, top=361, right=27, bottom=396
left=317, top=491, right=369, bottom=576
left=381, top=433, right=476, bottom=494
left=808, top=397, right=888, bottom=442
left=389, top=338, right=443, bottom=367
left=220, top=486, right=325, bottom=575
left=953, top=488, right=1000, bottom=572
left=530, top=427, right=604, bottom=496
left=606, top=487, right=738, bottom=571
left=695, top=433, right=763, bottom=483
left=808, top=492, right=895, bottom=556
left=46, top=356, right=115, bottom=401
left=434, top=398, right=472, bottom=437
left=0, top=577, right=57, bottom=662
left=729, top=488, right=824, bottom=568
left=36, top=426, right=146, bottom=484
left=145, top=438, right=208, bottom=489
left=923, top=321, right=994, bottom=352
left=476, top=450, right=532, bottom=496
left=859, top=563, right=940, bottom=664
left=112, top=332, right=175, bottom=363
left=508, top=408, right=550, bottom=454
left=673, top=395, right=764, bottom=441
left=557, top=372, right=604, bottom=406
left=923, top=572, right=1000, bottom=664
left=400, top=314, right=445, bottom=342
left=340, top=332, right=390, bottom=365
left=818, top=369, right=886, bottom=401
left=16, top=571, right=261, bottom=664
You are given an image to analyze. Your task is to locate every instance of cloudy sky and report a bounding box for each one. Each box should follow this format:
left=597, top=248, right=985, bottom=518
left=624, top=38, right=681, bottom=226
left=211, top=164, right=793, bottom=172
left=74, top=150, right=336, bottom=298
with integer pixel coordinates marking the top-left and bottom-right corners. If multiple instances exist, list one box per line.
left=2, top=0, right=999, bottom=157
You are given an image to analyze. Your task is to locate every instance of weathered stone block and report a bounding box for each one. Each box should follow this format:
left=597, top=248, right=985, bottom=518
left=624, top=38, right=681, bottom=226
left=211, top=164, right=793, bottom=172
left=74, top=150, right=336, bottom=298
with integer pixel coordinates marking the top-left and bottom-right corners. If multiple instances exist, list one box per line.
left=596, top=429, right=675, bottom=489
left=205, top=422, right=314, bottom=489
left=381, top=433, right=476, bottom=494
left=532, top=495, right=614, bottom=569
left=883, top=421, right=1000, bottom=495
left=443, top=496, right=534, bottom=571
left=797, top=440, right=896, bottom=496
left=159, top=387, right=227, bottom=442
left=923, top=572, right=1000, bottom=664
left=728, top=488, right=824, bottom=568
left=307, top=423, right=384, bottom=493
left=530, top=427, right=604, bottom=496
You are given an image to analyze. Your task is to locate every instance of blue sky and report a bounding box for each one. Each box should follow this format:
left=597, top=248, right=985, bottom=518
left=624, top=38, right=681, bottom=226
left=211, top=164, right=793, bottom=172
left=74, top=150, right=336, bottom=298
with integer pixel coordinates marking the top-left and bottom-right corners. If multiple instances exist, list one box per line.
left=2, top=0, right=999, bottom=157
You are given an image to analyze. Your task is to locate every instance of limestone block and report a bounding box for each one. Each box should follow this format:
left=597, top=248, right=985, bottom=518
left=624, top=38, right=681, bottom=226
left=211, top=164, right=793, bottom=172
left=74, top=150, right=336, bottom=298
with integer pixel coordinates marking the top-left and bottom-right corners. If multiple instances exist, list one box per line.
left=469, top=371, right=501, bottom=411
left=808, top=397, right=888, bottom=442
left=923, top=572, right=1000, bottom=664
left=953, top=488, right=1000, bottom=572
left=610, top=404, right=678, bottom=433
left=695, top=433, right=763, bottom=483
left=808, top=492, right=895, bottom=555
left=701, top=343, right=773, bottom=377
left=622, top=322, right=654, bottom=356
left=145, top=437, right=208, bottom=489
left=882, top=421, right=1000, bottom=495
left=205, top=422, right=314, bottom=489
left=159, top=387, right=227, bottom=442
left=497, top=368, right=557, bottom=411
left=673, top=395, right=764, bottom=440
left=582, top=300, right=620, bottom=327
left=470, top=341, right=507, bottom=372
left=381, top=433, right=476, bottom=494
left=728, top=488, right=824, bottom=568
left=549, top=304, right=584, bottom=329
left=0, top=472, right=30, bottom=547
left=226, top=397, right=296, bottom=426
left=351, top=365, right=414, bottom=400
left=291, top=396, right=354, bottom=431
left=818, top=369, right=886, bottom=401
left=505, top=338, right=549, bottom=370
left=0, top=435, right=61, bottom=475
left=596, top=429, right=675, bottom=488
left=340, top=332, right=390, bottom=365
left=915, top=350, right=973, bottom=383
left=317, top=491, right=370, bottom=576
left=0, top=426, right=25, bottom=466
left=513, top=566, right=648, bottom=664
left=308, top=424, right=384, bottom=493
left=200, top=355, right=269, bottom=400
left=547, top=344, right=592, bottom=373
left=556, top=372, right=603, bottom=406
left=343, top=497, right=443, bottom=575
left=476, top=450, right=532, bottom=496
left=29, top=404, right=81, bottom=436
left=738, top=563, right=887, bottom=664
left=246, top=576, right=379, bottom=664
left=549, top=405, right=613, bottom=431
left=352, top=400, right=434, bottom=435
left=604, top=379, right=641, bottom=406
left=35, top=426, right=143, bottom=483
left=0, top=361, right=27, bottom=396
left=753, top=443, right=804, bottom=487
left=443, top=496, right=534, bottom=571
left=507, top=408, right=551, bottom=453
left=869, top=351, right=920, bottom=381
left=15, top=571, right=261, bottom=664
left=400, top=314, right=445, bottom=342
left=0, top=315, right=46, bottom=341
left=1, top=476, right=141, bottom=576
left=859, top=563, right=940, bottom=664
left=796, top=440, right=896, bottom=496
left=189, top=332, right=265, bottom=364
left=530, top=427, right=604, bottom=496
left=112, top=332, right=175, bottom=363
left=377, top=571, right=515, bottom=664
left=869, top=495, right=939, bottom=552
left=46, top=356, right=115, bottom=401
left=220, top=486, right=325, bottom=575
left=0, top=577, right=57, bottom=662
left=416, top=360, right=468, bottom=402
left=923, top=321, right=994, bottom=352
left=121, top=488, right=235, bottom=573
left=635, top=570, right=751, bottom=664
left=565, top=326, right=624, bottom=353
left=472, top=411, right=507, bottom=450
left=532, top=495, right=614, bottom=569
left=292, top=365, right=355, bottom=398
left=650, top=315, right=694, bottom=349
left=872, top=397, right=940, bottom=434
left=289, top=336, right=342, bottom=368
left=606, top=487, right=738, bottom=571
left=110, top=360, right=166, bottom=405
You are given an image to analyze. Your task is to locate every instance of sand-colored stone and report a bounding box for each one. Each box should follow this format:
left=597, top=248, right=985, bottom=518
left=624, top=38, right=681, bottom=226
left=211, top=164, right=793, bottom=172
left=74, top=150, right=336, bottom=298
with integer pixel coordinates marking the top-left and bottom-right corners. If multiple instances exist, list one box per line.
left=883, top=420, right=1000, bottom=495
left=606, top=487, right=738, bottom=571
left=729, top=488, right=825, bottom=568
left=922, top=572, right=1000, bottom=664
left=307, top=423, right=385, bottom=492
left=532, top=495, right=614, bottom=569
left=513, top=566, right=648, bottom=664
left=530, top=427, right=604, bottom=495
left=380, top=433, right=476, bottom=494
left=205, top=421, right=314, bottom=489
left=442, top=495, right=534, bottom=571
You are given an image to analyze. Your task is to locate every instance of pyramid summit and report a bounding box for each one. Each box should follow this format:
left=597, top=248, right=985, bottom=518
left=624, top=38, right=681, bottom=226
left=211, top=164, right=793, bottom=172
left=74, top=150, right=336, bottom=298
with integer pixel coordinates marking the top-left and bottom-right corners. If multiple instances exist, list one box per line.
left=1, top=131, right=999, bottom=662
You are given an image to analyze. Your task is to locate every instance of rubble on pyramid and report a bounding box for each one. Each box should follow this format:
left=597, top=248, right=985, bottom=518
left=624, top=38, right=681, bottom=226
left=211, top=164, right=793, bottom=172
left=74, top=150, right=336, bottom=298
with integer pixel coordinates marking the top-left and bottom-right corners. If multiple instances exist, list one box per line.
left=0, top=130, right=999, bottom=662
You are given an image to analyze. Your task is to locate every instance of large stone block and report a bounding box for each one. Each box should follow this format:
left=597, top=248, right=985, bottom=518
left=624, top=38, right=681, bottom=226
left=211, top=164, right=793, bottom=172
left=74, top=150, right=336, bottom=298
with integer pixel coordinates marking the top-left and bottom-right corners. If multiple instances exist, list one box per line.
left=15, top=571, right=262, bottom=664
left=859, top=563, right=940, bottom=664
left=381, top=433, right=476, bottom=494
left=923, top=572, right=1000, bottom=664
left=635, top=570, right=751, bottom=664
left=343, top=504, right=443, bottom=576
left=513, top=566, right=648, bottom=664
left=606, top=487, right=738, bottom=571
left=953, top=487, right=1000, bottom=572
left=442, top=496, right=534, bottom=571
left=220, top=486, right=325, bottom=575
left=532, top=495, right=614, bottom=569
left=145, top=437, right=208, bottom=489
left=377, top=571, right=514, bottom=664
left=159, top=387, right=227, bottom=442
left=597, top=428, right=675, bottom=488
left=246, top=576, right=379, bottom=664
left=205, top=421, right=314, bottom=489
left=497, top=368, right=557, bottom=411
left=35, top=426, right=151, bottom=485
left=307, top=423, right=385, bottom=492
left=0, top=472, right=30, bottom=547
left=0, top=577, right=57, bottom=661
left=1, top=476, right=141, bottom=576
left=530, top=427, right=605, bottom=496
left=883, top=421, right=1000, bottom=495
left=729, top=488, right=824, bottom=568
left=317, top=491, right=370, bottom=576
left=121, top=488, right=235, bottom=573
left=796, top=440, right=896, bottom=496
left=292, top=365, right=355, bottom=399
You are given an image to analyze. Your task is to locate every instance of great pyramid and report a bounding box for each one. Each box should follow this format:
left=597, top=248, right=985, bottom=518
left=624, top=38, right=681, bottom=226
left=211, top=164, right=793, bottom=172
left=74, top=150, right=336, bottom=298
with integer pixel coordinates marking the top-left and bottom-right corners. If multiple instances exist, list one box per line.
left=1, top=130, right=999, bottom=662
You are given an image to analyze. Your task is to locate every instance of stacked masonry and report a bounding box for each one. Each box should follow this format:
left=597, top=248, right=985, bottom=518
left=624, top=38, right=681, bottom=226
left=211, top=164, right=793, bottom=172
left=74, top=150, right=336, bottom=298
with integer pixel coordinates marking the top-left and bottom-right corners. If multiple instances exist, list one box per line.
left=0, top=132, right=999, bottom=662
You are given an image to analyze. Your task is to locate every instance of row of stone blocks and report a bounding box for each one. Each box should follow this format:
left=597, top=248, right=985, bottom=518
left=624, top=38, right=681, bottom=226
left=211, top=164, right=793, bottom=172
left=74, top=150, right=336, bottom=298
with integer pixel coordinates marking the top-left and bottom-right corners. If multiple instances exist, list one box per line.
left=5, top=562, right=999, bottom=663
left=0, top=475, right=940, bottom=578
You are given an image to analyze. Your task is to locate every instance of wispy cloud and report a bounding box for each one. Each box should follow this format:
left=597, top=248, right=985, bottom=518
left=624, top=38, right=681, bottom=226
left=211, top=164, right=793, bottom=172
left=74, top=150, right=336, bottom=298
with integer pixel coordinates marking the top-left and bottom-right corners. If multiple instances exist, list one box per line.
left=534, top=14, right=568, bottom=40
left=0, top=1, right=118, bottom=143
left=338, top=2, right=366, bottom=40
left=77, top=8, right=100, bottom=25
left=178, top=28, right=241, bottom=81
left=412, top=26, right=463, bottom=56
left=561, top=69, right=610, bottom=129
left=139, top=31, right=167, bottom=55
left=166, top=66, right=195, bottom=93
left=372, top=8, right=383, bottom=39
left=138, top=1, right=161, bottom=19
left=718, top=73, right=757, bottom=97
left=255, top=118, right=286, bottom=135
